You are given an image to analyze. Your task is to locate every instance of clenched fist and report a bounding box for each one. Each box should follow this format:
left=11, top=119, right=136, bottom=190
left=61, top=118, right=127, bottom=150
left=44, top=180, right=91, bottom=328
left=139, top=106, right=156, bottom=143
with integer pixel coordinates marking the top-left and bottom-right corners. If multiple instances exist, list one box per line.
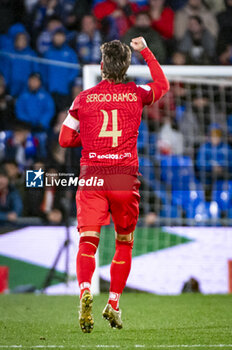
left=130, top=37, right=147, bottom=52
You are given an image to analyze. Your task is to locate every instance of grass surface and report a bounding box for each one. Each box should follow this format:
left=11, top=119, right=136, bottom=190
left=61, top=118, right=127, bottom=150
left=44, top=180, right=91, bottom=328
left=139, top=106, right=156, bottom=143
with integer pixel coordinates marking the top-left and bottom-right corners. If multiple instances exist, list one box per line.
left=0, top=293, right=232, bottom=349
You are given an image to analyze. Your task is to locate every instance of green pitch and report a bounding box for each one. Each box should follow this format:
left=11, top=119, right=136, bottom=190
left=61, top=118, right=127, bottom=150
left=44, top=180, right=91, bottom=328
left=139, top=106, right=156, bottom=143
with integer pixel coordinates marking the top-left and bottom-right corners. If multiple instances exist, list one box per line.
left=0, top=293, right=232, bottom=349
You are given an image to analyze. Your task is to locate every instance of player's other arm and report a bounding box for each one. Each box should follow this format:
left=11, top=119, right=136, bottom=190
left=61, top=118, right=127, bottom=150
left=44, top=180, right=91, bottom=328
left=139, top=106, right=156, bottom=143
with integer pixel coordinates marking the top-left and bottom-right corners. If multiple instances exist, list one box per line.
left=131, top=37, right=170, bottom=102
left=59, top=113, right=82, bottom=148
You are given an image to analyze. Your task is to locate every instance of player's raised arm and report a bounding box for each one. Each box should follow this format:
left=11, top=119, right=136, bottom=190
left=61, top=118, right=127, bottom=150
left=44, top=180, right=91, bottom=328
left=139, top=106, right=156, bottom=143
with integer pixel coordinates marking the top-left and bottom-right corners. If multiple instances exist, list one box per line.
left=130, top=37, right=170, bottom=103
left=59, top=112, right=82, bottom=148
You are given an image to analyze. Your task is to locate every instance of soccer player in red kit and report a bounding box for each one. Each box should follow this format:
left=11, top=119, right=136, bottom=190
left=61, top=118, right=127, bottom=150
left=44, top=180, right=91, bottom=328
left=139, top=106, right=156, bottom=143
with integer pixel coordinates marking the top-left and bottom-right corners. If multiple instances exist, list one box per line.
left=59, top=36, right=169, bottom=333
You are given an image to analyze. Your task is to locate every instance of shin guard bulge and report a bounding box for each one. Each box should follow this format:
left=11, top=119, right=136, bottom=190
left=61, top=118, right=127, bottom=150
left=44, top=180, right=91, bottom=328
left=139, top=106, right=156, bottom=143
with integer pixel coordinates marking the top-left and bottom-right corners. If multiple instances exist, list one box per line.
left=76, top=236, right=99, bottom=298
left=109, top=239, right=133, bottom=309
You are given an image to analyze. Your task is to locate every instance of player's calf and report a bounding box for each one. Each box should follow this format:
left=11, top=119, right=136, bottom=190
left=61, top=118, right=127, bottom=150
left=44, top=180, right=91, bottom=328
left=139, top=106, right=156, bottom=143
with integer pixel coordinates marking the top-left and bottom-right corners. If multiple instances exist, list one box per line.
left=76, top=229, right=100, bottom=333
left=76, top=231, right=100, bottom=298
left=108, top=232, right=134, bottom=310
left=103, top=231, right=133, bottom=328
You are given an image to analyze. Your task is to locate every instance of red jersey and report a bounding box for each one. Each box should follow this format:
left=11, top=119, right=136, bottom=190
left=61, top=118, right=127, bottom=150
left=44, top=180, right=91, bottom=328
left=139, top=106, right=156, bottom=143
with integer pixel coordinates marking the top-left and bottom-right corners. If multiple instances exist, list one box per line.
left=69, top=80, right=154, bottom=170
left=59, top=48, right=169, bottom=174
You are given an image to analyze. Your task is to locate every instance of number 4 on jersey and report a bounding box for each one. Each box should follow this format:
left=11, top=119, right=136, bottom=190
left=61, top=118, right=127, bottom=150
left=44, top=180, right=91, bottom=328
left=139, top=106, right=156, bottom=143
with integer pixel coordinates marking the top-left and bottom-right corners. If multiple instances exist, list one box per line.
left=99, top=109, right=122, bottom=147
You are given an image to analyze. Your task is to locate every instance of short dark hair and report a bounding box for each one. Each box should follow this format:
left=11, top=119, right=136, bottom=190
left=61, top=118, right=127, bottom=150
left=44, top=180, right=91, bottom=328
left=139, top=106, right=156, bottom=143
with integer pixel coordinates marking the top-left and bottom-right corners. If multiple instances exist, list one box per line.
left=29, top=72, right=41, bottom=80
left=189, top=15, right=203, bottom=25
left=13, top=121, right=31, bottom=132
left=47, top=15, right=62, bottom=23
left=136, top=11, right=151, bottom=19
left=0, top=167, right=8, bottom=178
left=100, top=40, right=131, bottom=84
left=53, top=28, right=66, bottom=36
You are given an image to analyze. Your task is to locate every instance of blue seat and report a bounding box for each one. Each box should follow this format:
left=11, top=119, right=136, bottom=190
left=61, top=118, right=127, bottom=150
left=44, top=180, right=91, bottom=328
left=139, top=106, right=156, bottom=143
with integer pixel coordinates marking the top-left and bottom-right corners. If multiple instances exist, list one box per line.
left=0, top=130, right=13, bottom=141
left=139, top=156, right=155, bottom=182
left=158, top=155, right=195, bottom=190
left=138, top=120, right=149, bottom=154
left=172, top=180, right=205, bottom=210
left=33, top=132, right=48, bottom=159
left=155, top=185, right=172, bottom=206
left=0, top=130, right=13, bottom=159
left=185, top=200, right=220, bottom=225
left=148, top=133, right=157, bottom=157
left=160, top=203, right=182, bottom=219
left=212, top=180, right=232, bottom=211
left=205, top=201, right=221, bottom=221
left=139, top=157, right=175, bottom=210
left=227, top=208, right=232, bottom=219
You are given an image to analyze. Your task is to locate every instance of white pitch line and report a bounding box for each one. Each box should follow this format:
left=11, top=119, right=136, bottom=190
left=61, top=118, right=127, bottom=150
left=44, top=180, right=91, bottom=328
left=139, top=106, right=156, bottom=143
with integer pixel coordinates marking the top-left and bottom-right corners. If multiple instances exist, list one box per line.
left=0, top=346, right=232, bottom=349
left=151, top=346, right=232, bottom=348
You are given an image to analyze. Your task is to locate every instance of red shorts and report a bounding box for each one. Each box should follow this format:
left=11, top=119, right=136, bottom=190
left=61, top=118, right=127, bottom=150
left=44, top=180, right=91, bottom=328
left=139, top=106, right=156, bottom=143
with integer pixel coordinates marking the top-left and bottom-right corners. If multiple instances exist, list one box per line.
left=76, top=175, right=140, bottom=235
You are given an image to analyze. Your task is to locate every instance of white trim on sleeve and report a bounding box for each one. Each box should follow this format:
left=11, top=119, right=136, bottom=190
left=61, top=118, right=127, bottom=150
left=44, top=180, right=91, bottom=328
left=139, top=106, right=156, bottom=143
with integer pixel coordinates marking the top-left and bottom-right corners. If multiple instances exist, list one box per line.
left=63, top=114, right=80, bottom=131
left=137, top=84, right=151, bottom=91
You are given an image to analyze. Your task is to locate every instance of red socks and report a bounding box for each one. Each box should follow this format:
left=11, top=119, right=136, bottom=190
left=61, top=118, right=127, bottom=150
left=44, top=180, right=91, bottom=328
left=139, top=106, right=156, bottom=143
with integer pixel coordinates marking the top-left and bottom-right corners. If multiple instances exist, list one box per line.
left=76, top=236, right=99, bottom=299
left=108, top=239, right=133, bottom=310
left=77, top=235, right=133, bottom=309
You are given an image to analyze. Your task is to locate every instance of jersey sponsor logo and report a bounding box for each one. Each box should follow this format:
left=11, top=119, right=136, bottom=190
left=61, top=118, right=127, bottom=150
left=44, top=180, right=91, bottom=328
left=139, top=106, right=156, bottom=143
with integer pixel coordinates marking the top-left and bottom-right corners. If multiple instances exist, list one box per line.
left=86, top=93, right=137, bottom=103
left=97, top=154, right=119, bottom=159
left=88, top=153, right=131, bottom=159
left=89, top=152, right=97, bottom=158
left=119, top=153, right=132, bottom=159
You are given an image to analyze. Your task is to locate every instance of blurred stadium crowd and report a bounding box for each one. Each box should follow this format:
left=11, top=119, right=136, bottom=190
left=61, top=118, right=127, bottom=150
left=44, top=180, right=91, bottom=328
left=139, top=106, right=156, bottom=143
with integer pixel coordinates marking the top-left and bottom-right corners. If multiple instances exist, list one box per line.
left=0, top=0, right=232, bottom=226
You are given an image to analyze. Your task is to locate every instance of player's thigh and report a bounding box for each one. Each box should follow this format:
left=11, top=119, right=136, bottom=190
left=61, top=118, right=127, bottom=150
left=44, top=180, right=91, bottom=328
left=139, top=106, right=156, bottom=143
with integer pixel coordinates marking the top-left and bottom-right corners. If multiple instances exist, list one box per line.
left=109, top=189, right=140, bottom=234
left=76, top=190, right=110, bottom=228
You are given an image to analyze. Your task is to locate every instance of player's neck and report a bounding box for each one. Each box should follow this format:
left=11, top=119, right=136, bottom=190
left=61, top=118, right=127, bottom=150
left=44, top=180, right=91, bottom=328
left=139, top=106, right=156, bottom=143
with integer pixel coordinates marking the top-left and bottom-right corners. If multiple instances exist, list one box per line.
left=102, top=78, right=122, bottom=85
